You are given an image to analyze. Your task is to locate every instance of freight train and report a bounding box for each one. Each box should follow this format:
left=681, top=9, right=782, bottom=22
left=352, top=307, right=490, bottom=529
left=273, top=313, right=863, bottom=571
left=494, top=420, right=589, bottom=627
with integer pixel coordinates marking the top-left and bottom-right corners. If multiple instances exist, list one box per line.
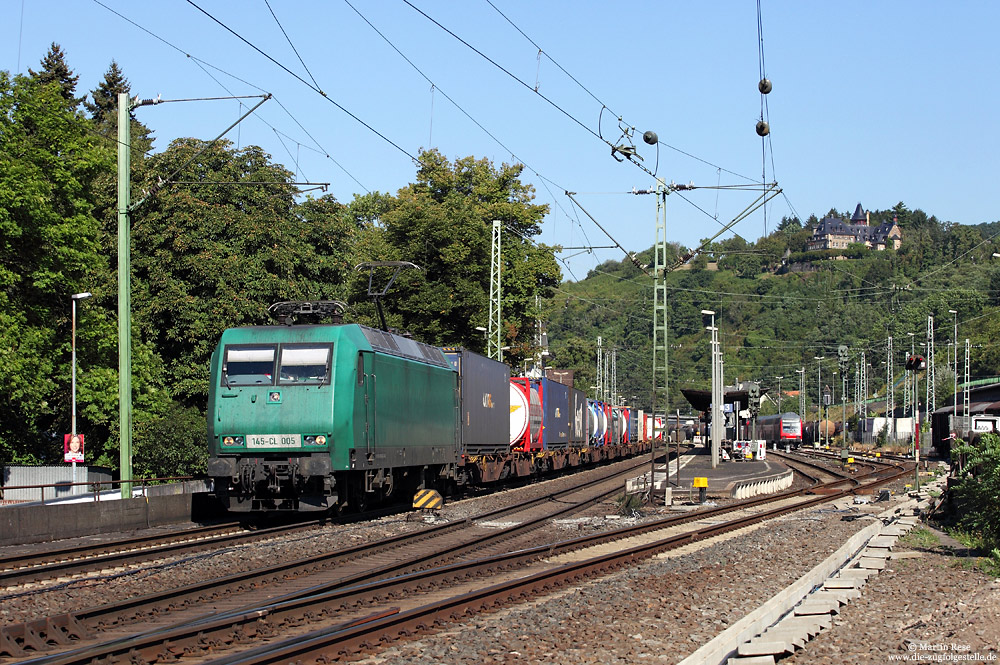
left=206, top=320, right=652, bottom=512
left=755, top=412, right=803, bottom=448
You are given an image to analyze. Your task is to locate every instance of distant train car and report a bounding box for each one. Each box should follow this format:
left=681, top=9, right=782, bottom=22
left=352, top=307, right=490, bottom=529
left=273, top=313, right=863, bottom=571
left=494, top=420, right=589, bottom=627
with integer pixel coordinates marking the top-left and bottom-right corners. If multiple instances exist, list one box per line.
left=756, top=412, right=803, bottom=448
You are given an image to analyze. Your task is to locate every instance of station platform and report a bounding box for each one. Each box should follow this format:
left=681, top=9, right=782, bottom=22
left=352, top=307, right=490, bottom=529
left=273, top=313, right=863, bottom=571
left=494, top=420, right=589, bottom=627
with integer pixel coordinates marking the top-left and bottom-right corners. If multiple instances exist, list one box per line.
left=659, top=444, right=787, bottom=498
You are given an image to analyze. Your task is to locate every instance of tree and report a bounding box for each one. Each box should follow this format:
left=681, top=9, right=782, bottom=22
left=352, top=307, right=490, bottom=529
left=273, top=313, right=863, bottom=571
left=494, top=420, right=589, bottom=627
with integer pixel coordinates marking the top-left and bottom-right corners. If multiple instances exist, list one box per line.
left=84, top=61, right=154, bottom=152
left=951, top=433, right=1000, bottom=548
left=131, top=139, right=349, bottom=403
left=84, top=60, right=126, bottom=120
left=376, top=150, right=560, bottom=357
left=28, top=43, right=83, bottom=104
left=777, top=215, right=801, bottom=233
left=0, top=70, right=114, bottom=464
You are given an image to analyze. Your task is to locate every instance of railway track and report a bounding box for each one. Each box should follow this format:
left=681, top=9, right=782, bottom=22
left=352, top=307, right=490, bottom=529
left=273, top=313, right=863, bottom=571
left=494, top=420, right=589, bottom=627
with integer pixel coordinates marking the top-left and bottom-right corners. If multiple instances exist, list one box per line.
left=3, top=453, right=911, bottom=664
left=0, top=453, right=663, bottom=660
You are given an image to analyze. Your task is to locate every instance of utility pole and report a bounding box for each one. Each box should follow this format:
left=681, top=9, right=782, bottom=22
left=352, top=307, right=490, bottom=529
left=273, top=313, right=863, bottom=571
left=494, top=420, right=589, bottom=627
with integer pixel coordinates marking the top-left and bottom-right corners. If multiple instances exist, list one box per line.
left=837, top=345, right=850, bottom=443
left=814, top=356, right=823, bottom=446
left=702, top=310, right=719, bottom=468
left=596, top=336, right=603, bottom=400
left=927, top=315, right=936, bottom=413
left=117, top=92, right=134, bottom=500
left=774, top=376, right=783, bottom=413
left=612, top=347, right=618, bottom=405
left=116, top=91, right=273, bottom=498
left=860, top=351, right=867, bottom=406
left=797, top=367, right=805, bottom=429
left=651, top=179, right=669, bottom=494
left=964, top=338, right=971, bottom=441
left=886, top=336, right=894, bottom=441
left=842, top=369, right=848, bottom=443
left=488, top=220, right=502, bottom=361
left=949, top=309, right=958, bottom=433
left=117, top=93, right=167, bottom=498
left=603, top=354, right=610, bottom=403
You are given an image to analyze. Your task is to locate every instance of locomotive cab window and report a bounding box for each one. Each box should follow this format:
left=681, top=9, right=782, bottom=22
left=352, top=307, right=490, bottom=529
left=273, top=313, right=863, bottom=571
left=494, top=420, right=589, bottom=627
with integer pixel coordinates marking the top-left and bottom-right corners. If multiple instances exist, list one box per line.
left=278, top=344, right=333, bottom=385
left=222, top=345, right=277, bottom=386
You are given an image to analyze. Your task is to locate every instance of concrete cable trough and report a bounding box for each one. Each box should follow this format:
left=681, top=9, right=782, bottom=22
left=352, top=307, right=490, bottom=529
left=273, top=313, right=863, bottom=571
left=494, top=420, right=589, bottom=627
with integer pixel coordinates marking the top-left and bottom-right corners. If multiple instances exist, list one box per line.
left=678, top=474, right=947, bottom=665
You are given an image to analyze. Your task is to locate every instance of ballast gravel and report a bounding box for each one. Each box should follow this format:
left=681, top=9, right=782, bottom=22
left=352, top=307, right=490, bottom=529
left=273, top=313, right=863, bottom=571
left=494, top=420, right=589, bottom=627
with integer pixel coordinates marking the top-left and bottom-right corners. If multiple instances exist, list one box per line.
left=353, top=501, right=999, bottom=665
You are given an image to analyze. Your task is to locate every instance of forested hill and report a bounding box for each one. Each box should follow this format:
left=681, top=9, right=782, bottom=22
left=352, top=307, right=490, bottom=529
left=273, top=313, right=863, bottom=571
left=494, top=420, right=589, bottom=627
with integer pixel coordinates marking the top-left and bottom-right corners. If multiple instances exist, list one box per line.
left=545, top=205, right=1000, bottom=416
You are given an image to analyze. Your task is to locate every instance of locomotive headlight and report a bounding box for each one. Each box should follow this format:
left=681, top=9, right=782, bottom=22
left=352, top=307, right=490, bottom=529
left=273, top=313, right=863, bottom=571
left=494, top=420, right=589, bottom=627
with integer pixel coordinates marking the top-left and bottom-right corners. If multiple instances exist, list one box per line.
left=222, top=436, right=236, bottom=447
left=235, top=436, right=244, bottom=445
left=305, top=435, right=316, bottom=445
left=316, top=435, right=327, bottom=445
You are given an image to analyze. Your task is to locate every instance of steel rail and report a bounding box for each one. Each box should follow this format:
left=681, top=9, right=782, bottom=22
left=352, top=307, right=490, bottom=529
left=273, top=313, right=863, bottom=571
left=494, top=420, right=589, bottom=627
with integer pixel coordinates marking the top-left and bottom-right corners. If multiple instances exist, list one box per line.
left=201, top=461, right=912, bottom=664
left=0, top=455, right=662, bottom=659
left=13, top=458, right=909, bottom=663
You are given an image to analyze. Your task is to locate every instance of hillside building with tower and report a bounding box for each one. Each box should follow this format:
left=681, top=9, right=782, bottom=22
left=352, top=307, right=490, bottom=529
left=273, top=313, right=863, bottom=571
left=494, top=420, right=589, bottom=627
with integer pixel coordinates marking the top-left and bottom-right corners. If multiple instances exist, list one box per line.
left=806, top=203, right=902, bottom=252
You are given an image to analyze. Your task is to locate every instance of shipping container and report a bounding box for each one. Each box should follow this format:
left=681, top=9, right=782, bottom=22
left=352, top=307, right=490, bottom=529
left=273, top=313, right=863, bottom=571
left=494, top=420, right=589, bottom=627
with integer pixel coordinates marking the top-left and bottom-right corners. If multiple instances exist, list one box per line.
left=443, top=348, right=511, bottom=456
left=537, top=377, right=571, bottom=449
left=569, top=388, right=589, bottom=446
left=510, top=378, right=543, bottom=451
left=589, top=400, right=606, bottom=445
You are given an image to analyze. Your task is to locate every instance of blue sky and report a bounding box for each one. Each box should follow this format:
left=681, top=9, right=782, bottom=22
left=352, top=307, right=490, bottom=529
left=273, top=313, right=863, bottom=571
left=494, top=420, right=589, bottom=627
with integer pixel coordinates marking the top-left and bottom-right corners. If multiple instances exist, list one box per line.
left=5, top=1, right=999, bottom=281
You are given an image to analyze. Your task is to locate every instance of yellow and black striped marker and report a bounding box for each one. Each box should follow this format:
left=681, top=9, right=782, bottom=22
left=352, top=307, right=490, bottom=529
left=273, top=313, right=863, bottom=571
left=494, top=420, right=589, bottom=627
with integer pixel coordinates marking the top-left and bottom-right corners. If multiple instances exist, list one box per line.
left=412, top=489, right=444, bottom=511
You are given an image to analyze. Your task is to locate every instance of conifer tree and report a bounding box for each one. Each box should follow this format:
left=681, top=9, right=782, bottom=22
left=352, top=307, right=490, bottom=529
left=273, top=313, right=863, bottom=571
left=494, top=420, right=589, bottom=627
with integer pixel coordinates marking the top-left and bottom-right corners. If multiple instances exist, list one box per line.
left=28, top=42, right=83, bottom=105
left=85, top=60, right=127, bottom=120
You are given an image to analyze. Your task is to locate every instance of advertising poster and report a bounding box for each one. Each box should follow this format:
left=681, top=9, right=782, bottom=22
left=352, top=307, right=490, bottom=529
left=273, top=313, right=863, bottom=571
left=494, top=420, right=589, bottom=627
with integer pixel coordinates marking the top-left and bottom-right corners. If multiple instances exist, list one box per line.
left=64, top=433, right=85, bottom=463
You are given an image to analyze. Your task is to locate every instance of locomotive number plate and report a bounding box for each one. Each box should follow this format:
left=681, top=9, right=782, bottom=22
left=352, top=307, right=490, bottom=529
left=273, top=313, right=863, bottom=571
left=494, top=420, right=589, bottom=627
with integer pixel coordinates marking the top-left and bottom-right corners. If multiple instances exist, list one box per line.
left=246, top=434, right=302, bottom=448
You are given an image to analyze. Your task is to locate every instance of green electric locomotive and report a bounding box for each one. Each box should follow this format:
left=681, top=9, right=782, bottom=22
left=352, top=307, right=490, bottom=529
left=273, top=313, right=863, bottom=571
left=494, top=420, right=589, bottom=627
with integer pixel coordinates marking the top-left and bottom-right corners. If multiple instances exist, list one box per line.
left=206, top=321, right=459, bottom=511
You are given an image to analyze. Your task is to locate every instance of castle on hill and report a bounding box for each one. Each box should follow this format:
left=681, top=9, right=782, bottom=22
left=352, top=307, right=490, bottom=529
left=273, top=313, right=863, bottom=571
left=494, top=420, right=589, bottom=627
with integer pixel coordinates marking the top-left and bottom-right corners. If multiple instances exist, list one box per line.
left=806, top=203, right=902, bottom=252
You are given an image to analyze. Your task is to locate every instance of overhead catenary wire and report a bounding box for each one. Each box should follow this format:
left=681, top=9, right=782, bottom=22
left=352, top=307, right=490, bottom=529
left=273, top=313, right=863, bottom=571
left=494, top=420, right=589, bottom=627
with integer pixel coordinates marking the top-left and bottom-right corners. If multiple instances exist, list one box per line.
left=264, top=0, right=325, bottom=94
left=403, top=0, right=668, bottom=180
left=481, top=0, right=759, bottom=184
left=186, top=0, right=423, bottom=165
left=90, top=0, right=369, bottom=193
left=340, top=0, right=604, bottom=250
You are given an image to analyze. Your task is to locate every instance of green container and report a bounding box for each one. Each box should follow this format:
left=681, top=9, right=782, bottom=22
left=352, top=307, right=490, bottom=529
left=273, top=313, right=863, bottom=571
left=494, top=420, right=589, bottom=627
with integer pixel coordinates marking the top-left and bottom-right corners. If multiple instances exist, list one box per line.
left=207, top=324, right=459, bottom=511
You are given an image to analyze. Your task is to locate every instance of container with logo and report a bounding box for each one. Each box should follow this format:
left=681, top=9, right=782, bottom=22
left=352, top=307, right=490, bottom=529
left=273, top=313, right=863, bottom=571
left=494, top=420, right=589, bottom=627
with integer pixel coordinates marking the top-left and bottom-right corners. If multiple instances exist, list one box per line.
left=536, top=377, right=570, bottom=449
left=568, top=387, right=589, bottom=447
left=443, top=347, right=510, bottom=456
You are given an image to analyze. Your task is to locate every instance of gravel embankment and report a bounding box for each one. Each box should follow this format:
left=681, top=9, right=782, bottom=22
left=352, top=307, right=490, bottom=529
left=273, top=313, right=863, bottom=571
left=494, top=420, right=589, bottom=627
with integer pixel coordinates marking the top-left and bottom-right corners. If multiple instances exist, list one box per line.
left=783, top=527, right=1000, bottom=665
left=353, top=496, right=999, bottom=665
left=354, top=501, right=891, bottom=664
left=6, top=460, right=995, bottom=665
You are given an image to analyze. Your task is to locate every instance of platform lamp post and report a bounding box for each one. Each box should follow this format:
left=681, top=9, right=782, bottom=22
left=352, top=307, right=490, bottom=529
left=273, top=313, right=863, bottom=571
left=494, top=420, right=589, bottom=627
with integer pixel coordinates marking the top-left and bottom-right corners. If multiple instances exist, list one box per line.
left=701, top=310, right=719, bottom=468
left=826, top=370, right=847, bottom=443
left=814, top=356, right=824, bottom=447
left=949, top=309, right=958, bottom=429
left=71, top=292, right=92, bottom=486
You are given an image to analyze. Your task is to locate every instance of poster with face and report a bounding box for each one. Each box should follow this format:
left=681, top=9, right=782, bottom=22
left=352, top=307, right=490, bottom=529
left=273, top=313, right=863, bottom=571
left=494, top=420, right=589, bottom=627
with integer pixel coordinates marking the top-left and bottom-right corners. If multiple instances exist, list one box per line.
left=64, top=433, right=85, bottom=463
